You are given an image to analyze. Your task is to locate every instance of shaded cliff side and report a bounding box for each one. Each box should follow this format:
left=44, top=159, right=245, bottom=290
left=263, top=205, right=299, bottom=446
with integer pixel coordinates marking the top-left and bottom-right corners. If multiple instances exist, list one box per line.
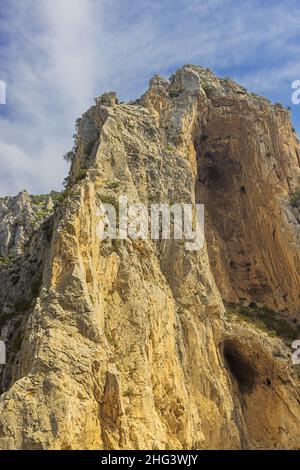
left=0, top=65, right=299, bottom=449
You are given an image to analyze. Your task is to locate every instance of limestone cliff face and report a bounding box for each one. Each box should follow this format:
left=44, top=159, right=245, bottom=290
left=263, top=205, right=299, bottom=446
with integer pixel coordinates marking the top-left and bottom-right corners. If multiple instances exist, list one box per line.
left=0, top=190, right=54, bottom=257
left=0, top=65, right=299, bottom=450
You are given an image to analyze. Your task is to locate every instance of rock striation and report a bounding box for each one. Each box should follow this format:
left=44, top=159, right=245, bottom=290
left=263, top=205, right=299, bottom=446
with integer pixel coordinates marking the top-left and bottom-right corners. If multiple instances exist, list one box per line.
left=0, top=65, right=299, bottom=449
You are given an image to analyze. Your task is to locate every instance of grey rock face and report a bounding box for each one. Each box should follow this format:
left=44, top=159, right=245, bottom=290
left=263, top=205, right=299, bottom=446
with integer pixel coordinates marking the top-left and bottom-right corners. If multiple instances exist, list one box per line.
left=0, top=190, right=54, bottom=258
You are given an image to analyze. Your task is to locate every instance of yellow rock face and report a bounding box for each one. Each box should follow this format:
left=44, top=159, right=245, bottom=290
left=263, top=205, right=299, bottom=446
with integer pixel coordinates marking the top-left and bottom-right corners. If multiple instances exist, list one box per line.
left=0, top=65, right=299, bottom=449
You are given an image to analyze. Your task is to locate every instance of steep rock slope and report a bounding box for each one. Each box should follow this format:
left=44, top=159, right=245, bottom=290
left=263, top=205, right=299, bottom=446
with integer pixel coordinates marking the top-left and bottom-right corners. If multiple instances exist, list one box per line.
left=0, top=65, right=299, bottom=449
left=0, top=190, right=54, bottom=257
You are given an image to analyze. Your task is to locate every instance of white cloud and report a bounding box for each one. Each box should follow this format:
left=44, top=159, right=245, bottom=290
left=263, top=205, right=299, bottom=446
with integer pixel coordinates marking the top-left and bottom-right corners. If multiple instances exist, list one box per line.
left=1, top=0, right=300, bottom=196
left=0, top=0, right=101, bottom=196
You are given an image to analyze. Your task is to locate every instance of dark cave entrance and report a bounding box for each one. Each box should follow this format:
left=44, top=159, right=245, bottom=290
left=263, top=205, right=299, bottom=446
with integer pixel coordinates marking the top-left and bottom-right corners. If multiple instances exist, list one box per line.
left=207, top=166, right=222, bottom=185
left=223, top=340, right=257, bottom=394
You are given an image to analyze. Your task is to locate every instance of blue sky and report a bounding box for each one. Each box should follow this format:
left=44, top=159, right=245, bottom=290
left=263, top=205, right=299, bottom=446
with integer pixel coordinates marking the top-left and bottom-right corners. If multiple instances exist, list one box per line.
left=0, top=0, right=300, bottom=196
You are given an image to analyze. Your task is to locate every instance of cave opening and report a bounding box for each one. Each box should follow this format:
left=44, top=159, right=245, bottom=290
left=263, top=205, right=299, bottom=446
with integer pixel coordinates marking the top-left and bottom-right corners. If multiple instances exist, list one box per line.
left=207, top=166, right=220, bottom=182
left=223, top=340, right=257, bottom=394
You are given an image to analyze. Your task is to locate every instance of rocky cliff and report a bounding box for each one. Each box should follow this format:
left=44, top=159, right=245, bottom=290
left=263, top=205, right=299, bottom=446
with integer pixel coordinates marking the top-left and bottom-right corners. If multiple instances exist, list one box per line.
left=0, top=65, right=299, bottom=449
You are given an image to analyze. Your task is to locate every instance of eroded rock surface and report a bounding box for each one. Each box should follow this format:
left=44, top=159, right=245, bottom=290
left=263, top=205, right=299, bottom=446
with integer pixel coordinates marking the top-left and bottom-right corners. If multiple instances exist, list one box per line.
left=0, top=65, right=299, bottom=449
left=0, top=190, right=54, bottom=257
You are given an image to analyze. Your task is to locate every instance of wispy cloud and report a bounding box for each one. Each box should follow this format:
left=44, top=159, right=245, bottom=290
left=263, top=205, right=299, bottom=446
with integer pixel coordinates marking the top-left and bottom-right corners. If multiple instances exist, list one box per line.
left=1, top=0, right=300, bottom=195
